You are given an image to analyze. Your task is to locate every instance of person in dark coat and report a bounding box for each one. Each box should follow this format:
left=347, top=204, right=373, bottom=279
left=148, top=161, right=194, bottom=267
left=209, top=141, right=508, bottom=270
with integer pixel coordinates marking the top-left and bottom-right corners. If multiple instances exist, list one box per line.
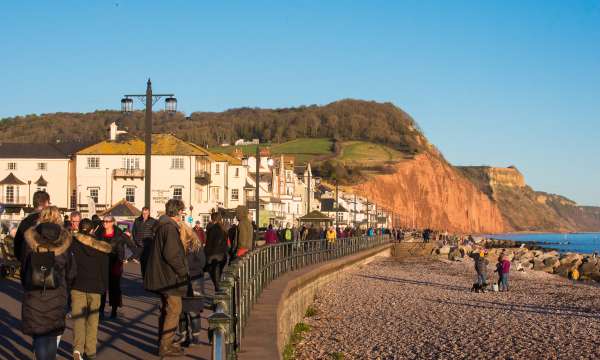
left=70, top=219, right=112, bottom=360
left=21, top=206, right=76, bottom=360
left=144, top=199, right=188, bottom=357
left=14, top=191, right=50, bottom=264
left=204, top=212, right=228, bottom=292
left=131, top=207, right=156, bottom=272
left=96, top=215, right=135, bottom=320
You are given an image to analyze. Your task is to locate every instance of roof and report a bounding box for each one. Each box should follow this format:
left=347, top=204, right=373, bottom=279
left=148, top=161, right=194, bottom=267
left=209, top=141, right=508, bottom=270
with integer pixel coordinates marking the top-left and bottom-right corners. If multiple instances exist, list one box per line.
left=0, top=173, right=26, bottom=185
left=320, top=198, right=348, bottom=212
left=212, top=152, right=243, bottom=165
left=34, top=175, right=48, bottom=186
left=99, top=199, right=141, bottom=217
left=248, top=173, right=273, bottom=183
left=299, top=210, right=333, bottom=221
left=77, top=134, right=212, bottom=156
left=0, top=142, right=89, bottom=159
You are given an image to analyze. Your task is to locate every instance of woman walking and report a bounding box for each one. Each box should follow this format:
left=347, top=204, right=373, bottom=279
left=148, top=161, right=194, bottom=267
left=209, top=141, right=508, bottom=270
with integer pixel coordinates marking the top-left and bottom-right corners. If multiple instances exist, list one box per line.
left=204, top=212, right=228, bottom=292
left=21, top=206, right=76, bottom=360
left=96, top=215, right=135, bottom=319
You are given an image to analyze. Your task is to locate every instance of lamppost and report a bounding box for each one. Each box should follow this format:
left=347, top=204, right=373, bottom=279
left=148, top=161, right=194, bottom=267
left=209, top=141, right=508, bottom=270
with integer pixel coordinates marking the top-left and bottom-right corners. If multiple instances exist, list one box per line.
left=27, top=180, right=31, bottom=207
left=121, top=79, right=177, bottom=211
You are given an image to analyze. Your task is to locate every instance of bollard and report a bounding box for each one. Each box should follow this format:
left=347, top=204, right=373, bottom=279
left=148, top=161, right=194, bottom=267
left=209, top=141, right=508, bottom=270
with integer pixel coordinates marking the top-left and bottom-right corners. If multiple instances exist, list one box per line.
left=209, top=312, right=231, bottom=360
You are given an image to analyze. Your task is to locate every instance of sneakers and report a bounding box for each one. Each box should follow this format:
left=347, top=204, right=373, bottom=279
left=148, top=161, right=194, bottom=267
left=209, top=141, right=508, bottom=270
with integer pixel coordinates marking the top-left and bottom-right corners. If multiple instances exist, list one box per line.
left=159, top=344, right=184, bottom=357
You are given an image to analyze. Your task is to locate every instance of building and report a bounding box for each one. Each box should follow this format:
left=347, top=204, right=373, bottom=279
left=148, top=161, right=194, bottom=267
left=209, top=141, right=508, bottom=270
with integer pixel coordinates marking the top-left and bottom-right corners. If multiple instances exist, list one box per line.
left=0, top=142, right=85, bottom=211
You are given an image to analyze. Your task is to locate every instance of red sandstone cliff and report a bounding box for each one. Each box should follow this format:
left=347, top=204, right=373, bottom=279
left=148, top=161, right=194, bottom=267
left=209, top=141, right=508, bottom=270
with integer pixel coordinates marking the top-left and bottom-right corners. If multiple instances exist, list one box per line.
left=353, top=153, right=506, bottom=233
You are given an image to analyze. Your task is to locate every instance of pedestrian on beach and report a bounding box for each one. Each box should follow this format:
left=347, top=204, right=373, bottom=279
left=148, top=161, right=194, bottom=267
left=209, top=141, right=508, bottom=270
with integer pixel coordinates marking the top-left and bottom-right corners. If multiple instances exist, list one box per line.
left=144, top=199, right=189, bottom=357
left=473, top=250, right=488, bottom=293
left=204, top=212, right=228, bottom=292
left=500, top=255, right=511, bottom=291
left=70, top=218, right=112, bottom=360
left=131, top=206, right=156, bottom=273
left=96, top=215, right=135, bottom=320
left=21, top=206, right=76, bottom=360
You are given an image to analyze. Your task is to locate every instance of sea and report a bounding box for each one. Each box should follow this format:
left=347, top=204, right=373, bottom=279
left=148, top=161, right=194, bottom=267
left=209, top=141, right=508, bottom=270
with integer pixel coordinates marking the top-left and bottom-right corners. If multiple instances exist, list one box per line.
left=490, top=233, right=600, bottom=255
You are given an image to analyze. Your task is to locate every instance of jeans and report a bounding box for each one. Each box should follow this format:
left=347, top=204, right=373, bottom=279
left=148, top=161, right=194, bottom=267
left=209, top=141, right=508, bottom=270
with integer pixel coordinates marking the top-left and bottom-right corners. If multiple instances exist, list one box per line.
left=33, top=334, right=57, bottom=360
left=500, top=273, right=509, bottom=291
left=159, top=294, right=182, bottom=349
left=71, top=290, right=101, bottom=356
left=477, top=272, right=486, bottom=286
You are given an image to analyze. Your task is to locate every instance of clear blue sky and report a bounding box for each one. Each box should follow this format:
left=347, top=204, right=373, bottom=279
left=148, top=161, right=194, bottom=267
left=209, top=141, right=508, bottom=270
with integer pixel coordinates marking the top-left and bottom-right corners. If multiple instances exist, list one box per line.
left=1, top=1, right=599, bottom=205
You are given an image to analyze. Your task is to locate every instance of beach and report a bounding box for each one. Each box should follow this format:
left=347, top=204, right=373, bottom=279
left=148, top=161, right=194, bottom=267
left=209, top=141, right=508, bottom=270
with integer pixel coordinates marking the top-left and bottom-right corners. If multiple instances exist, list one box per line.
left=294, top=257, right=600, bottom=360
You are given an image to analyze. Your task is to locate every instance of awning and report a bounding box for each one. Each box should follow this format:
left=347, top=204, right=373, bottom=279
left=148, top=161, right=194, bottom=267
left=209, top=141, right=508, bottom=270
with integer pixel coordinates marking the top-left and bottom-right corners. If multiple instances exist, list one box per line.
left=0, top=173, right=26, bottom=185
left=99, top=199, right=141, bottom=217
left=35, top=175, right=48, bottom=186
left=299, top=210, right=333, bottom=222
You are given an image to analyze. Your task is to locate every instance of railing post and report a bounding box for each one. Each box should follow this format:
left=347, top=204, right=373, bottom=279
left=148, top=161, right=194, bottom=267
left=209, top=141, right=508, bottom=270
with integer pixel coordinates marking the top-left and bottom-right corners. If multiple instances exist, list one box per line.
left=209, top=311, right=231, bottom=360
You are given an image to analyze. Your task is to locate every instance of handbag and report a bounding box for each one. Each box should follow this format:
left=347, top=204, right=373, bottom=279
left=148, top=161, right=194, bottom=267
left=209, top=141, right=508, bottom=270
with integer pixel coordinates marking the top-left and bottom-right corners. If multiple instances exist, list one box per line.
left=25, top=246, right=59, bottom=292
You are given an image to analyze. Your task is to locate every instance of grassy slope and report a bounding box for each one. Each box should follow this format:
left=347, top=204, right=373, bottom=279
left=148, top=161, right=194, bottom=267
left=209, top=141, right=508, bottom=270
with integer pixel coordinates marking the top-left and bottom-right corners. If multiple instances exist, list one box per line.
left=210, top=138, right=334, bottom=164
left=339, top=141, right=404, bottom=164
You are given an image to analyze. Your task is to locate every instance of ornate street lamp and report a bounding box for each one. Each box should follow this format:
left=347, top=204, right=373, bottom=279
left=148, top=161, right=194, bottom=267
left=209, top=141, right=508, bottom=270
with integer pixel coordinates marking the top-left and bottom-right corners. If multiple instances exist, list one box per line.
left=120, top=79, right=176, bottom=211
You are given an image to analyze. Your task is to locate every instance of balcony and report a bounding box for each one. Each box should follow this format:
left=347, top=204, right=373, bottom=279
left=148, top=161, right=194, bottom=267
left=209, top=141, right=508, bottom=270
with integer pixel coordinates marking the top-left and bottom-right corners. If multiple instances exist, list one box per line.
left=195, top=170, right=211, bottom=185
left=0, top=196, right=27, bottom=205
left=113, top=168, right=145, bottom=179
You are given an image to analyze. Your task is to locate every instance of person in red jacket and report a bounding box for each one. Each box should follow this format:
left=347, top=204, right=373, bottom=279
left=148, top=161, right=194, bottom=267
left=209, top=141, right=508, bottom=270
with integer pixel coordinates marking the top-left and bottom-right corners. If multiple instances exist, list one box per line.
left=500, top=255, right=511, bottom=292
left=265, top=224, right=278, bottom=245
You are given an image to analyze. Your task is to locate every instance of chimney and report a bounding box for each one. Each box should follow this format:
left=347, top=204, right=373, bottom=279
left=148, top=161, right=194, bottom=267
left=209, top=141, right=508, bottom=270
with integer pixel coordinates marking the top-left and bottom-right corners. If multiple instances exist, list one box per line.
left=109, top=122, right=127, bottom=141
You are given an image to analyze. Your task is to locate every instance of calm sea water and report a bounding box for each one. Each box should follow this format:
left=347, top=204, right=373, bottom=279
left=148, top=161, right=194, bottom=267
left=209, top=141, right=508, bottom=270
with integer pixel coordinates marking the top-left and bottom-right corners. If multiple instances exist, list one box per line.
left=490, top=233, right=600, bottom=254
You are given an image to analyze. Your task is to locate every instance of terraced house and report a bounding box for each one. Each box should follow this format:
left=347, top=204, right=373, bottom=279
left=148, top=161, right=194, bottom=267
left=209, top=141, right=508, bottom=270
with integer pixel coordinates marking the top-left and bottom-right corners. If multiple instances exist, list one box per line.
left=75, top=123, right=247, bottom=222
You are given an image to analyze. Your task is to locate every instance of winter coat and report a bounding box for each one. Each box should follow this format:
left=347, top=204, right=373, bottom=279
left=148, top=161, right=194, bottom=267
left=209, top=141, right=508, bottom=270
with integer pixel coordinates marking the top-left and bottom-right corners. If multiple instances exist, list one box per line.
left=501, top=259, right=511, bottom=274
left=71, top=233, right=112, bottom=294
left=204, top=223, right=228, bottom=263
left=132, top=216, right=156, bottom=246
left=474, top=254, right=488, bottom=274
left=96, top=226, right=135, bottom=263
left=14, top=211, right=40, bottom=263
left=144, top=215, right=188, bottom=296
left=21, top=223, right=76, bottom=337
left=326, top=230, right=337, bottom=243
left=264, top=229, right=278, bottom=244
left=236, top=206, right=254, bottom=251
left=193, top=226, right=206, bottom=246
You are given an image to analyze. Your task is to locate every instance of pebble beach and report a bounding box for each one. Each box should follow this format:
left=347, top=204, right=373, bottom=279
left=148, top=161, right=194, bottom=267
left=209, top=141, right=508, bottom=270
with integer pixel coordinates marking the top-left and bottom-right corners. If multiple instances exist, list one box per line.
left=294, top=257, right=600, bottom=360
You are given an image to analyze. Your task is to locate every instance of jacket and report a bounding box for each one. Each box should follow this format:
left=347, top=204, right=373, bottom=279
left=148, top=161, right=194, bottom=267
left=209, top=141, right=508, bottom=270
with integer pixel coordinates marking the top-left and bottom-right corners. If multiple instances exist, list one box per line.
left=326, top=230, right=337, bottom=243
left=132, top=216, right=156, bottom=246
left=144, top=215, right=188, bottom=296
left=236, top=206, right=254, bottom=251
left=21, top=223, right=76, bottom=336
left=71, top=233, right=112, bottom=294
left=265, top=229, right=278, bottom=245
left=501, top=259, right=511, bottom=274
left=96, top=226, right=135, bottom=263
left=204, top=223, right=228, bottom=263
left=14, top=211, right=40, bottom=263
left=474, top=254, right=488, bottom=274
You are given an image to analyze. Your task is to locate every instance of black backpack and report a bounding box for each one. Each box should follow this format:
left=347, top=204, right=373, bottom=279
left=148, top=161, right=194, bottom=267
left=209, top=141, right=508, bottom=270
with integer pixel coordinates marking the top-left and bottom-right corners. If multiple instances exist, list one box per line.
left=25, top=247, right=60, bottom=293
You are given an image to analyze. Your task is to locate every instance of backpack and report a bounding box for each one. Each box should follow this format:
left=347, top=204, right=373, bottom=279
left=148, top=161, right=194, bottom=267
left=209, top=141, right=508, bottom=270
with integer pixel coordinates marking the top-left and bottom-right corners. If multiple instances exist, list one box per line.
left=284, top=229, right=292, bottom=242
left=25, top=247, right=60, bottom=293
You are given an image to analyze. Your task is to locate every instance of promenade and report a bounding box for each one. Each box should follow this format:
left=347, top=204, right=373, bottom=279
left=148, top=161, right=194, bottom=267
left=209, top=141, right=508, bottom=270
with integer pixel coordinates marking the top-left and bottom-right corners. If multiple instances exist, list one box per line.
left=0, top=263, right=212, bottom=360
left=295, top=257, right=600, bottom=359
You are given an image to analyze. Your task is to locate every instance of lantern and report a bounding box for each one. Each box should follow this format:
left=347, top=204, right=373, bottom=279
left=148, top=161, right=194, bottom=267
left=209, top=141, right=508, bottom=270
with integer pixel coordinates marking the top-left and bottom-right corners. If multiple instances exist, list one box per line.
left=165, top=97, right=177, bottom=113
left=121, top=97, right=133, bottom=113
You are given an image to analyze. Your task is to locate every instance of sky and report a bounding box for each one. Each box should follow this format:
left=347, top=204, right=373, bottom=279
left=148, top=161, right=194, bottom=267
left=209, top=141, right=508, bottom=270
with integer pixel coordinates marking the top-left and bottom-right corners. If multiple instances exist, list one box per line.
left=1, top=1, right=599, bottom=205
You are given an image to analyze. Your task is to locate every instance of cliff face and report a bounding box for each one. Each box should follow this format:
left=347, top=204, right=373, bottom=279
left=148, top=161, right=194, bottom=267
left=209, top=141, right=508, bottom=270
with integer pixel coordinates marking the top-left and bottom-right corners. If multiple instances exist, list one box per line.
left=458, top=166, right=600, bottom=232
left=353, top=154, right=506, bottom=233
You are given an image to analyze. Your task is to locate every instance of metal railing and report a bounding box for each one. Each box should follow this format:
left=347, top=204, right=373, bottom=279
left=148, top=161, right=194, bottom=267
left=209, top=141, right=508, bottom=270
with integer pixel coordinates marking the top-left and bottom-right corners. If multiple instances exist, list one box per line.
left=208, top=234, right=391, bottom=359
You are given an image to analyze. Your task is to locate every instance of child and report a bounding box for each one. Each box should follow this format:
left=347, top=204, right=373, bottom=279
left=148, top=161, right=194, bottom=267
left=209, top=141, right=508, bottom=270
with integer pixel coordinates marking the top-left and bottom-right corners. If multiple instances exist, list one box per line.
left=500, top=255, right=511, bottom=291
left=495, top=257, right=503, bottom=288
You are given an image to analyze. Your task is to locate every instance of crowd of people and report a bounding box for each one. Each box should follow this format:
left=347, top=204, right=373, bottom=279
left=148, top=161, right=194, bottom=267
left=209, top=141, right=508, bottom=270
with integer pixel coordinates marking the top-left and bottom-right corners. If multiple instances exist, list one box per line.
left=8, top=190, right=403, bottom=359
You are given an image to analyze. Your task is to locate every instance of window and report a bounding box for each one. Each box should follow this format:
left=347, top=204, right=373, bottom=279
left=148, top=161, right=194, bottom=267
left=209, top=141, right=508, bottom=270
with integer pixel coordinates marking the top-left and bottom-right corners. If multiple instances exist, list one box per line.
left=125, top=187, right=135, bottom=203
left=202, top=215, right=210, bottom=227
left=231, top=189, right=239, bottom=201
left=234, top=168, right=239, bottom=177
left=7, top=162, right=16, bottom=170
left=171, top=157, right=184, bottom=169
left=5, top=185, right=15, bottom=203
left=87, top=157, right=100, bottom=169
left=89, top=188, right=99, bottom=204
left=173, top=187, right=183, bottom=200
left=71, top=190, right=77, bottom=209
left=212, top=187, right=220, bottom=201
left=122, top=157, right=139, bottom=169
left=337, top=213, right=344, bottom=222
left=215, top=164, right=220, bottom=175
left=37, top=162, right=47, bottom=171
left=37, top=187, right=46, bottom=193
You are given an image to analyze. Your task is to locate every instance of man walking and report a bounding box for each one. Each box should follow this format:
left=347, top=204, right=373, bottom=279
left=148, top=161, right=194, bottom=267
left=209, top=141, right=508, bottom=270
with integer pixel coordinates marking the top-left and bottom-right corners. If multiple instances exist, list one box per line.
left=14, top=191, right=50, bottom=263
left=132, top=206, right=156, bottom=274
left=144, top=199, right=188, bottom=357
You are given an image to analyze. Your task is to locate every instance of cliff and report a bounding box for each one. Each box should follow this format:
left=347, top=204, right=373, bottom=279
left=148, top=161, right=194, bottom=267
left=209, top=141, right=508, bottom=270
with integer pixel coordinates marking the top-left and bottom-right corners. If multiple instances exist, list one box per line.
left=458, top=166, right=600, bottom=232
left=353, top=153, right=506, bottom=233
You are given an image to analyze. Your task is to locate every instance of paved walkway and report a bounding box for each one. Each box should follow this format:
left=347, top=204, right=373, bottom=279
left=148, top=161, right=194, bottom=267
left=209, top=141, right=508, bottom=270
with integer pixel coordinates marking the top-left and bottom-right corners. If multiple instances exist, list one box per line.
left=0, top=263, right=212, bottom=360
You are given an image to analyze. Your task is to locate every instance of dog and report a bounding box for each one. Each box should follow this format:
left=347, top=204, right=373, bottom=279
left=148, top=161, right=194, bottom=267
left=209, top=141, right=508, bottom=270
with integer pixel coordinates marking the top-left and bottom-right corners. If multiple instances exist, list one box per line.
left=470, top=282, right=488, bottom=293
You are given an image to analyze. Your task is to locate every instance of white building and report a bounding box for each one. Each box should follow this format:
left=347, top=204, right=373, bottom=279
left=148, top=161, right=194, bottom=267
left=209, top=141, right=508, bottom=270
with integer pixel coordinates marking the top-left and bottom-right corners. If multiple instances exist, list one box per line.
left=0, top=142, right=83, bottom=211
left=75, top=123, right=248, bottom=222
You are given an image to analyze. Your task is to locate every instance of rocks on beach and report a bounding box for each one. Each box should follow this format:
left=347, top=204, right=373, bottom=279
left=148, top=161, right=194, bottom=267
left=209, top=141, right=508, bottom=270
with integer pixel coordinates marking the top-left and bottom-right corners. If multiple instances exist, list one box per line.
left=431, top=239, right=600, bottom=282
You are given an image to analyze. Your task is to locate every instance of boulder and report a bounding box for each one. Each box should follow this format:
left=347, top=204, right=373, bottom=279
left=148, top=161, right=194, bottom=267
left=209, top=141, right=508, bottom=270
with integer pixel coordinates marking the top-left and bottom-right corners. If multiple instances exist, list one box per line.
left=590, top=272, right=600, bottom=282
left=555, top=263, right=579, bottom=278
left=560, top=253, right=583, bottom=265
left=579, top=260, right=600, bottom=276
left=533, top=260, right=546, bottom=271
left=521, top=261, right=534, bottom=270
left=448, top=248, right=462, bottom=261
left=438, top=245, right=451, bottom=255
left=543, top=257, right=560, bottom=269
